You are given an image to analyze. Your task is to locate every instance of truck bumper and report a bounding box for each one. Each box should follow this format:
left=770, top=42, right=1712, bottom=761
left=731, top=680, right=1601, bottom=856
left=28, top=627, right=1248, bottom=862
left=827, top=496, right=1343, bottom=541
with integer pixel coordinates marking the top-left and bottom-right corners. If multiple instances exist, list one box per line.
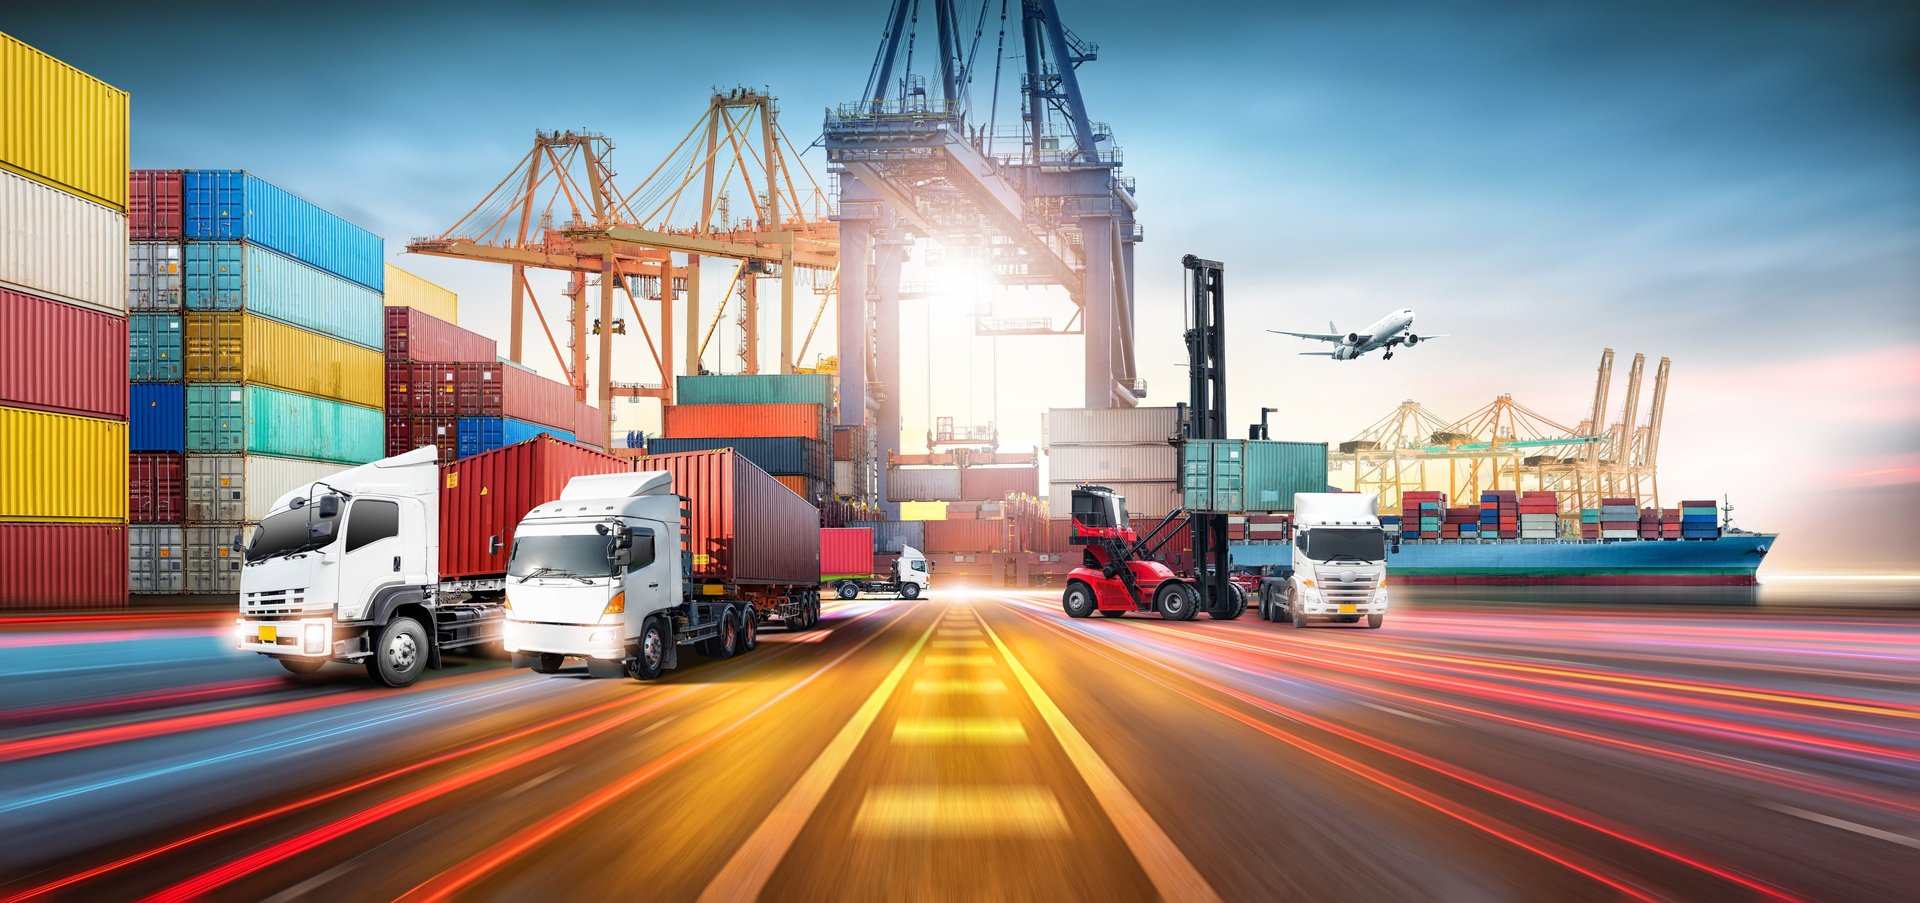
left=1299, top=595, right=1389, bottom=618
left=502, top=619, right=627, bottom=661
left=238, top=616, right=337, bottom=658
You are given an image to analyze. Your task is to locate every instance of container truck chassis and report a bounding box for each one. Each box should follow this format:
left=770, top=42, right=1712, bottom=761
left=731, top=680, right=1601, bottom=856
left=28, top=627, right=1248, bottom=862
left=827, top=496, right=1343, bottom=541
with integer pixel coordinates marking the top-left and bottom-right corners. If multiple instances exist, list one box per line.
left=240, top=581, right=509, bottom=685
left=511, top=585, right=822, bottom=680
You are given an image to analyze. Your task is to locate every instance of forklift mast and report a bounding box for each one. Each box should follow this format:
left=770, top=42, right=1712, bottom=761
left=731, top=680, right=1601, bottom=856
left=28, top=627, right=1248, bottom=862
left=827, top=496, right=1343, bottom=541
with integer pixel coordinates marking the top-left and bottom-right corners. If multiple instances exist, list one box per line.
left=1182, top=255, right=1234, bottom=616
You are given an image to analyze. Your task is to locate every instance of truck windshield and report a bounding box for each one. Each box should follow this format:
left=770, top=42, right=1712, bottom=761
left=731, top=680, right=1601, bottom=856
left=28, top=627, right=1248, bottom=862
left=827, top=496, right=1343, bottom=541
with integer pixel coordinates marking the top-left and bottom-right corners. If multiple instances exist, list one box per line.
left=509, top=535, right=617, bottom=579
left=248, top=508, right=316, bottom=562
left=1304, top=528, right=1385, bottom=562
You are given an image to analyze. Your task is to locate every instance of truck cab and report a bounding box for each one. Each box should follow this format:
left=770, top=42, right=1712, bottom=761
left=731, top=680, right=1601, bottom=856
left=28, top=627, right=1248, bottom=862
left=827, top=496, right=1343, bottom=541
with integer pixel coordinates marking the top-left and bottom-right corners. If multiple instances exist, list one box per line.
left=235, top=447, right=459, bottom=684
left=1258, top=492, right=1393, bottom=629
left=829, top=545, right=931, bottom=600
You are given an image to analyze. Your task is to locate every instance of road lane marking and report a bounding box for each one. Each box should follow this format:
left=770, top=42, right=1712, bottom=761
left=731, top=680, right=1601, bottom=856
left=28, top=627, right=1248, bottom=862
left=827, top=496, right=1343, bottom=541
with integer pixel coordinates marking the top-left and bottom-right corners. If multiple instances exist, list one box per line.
left=696, top=611, right=941, bottom=903
left=924, top=654, right=994, bottom=666
left=851, top=786, right=1068, bottom=837
left=912, top=678, right=1007, bottom=695
left=1764, top=803, right=1920, bottom=849
left=936, top=627, right=982, bottom=635
left=931, top=639, right=988, bottom=649
left=978, top=602, right=1221, bottom=903
left=1360, top=701, right=1444, bottom=725
left=892, top=717, right=1028, bottom=744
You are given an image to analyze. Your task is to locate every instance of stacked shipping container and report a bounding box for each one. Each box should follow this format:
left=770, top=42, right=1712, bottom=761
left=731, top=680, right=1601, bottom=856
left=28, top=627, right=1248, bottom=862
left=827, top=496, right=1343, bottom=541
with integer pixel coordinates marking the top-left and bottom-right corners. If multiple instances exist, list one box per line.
left=382, top=305, right=594, bottom=462
left=128, top=166, right=388, bottom=594
left=655, top=374, right=833, bottom=507
left=0, top=34, right=130, bottom=609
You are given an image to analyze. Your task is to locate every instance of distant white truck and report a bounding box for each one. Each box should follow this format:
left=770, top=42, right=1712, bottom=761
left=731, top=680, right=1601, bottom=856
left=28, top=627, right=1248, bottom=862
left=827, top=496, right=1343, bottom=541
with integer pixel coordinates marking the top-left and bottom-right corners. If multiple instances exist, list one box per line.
left=828, top=546, right=931, bottom=600
left=1257, top=492, right=1394, bottom=629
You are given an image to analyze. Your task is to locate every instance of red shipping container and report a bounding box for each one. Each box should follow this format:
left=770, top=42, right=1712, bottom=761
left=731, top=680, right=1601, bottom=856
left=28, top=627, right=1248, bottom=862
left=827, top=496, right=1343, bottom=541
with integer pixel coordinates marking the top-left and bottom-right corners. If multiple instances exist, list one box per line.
left=440, top=435, right=630, bottom=580
left=958, top=465, right=1039, bottom=501
left=573, top=401, right=607, bottom=449
left=503, top=363, right=575, bottom=429
left=661, top=403, right=828, bottom=443
left=0, top=524, right=127, bottom=610
left=0, top=287, right=127, bottom=420
left=129, top=453, right=185, bottom=524
left=832, top=425, right=866, bottom=462
left=412, top=362, right=458, bottom=417
left=385, top=363, right=412, bottom=416
left=385, top=307, right=496, bottom=363
left=636, top=448, right=821, bottom=586
left=924, top=519, right=1005, bottom=554
left=455, top=363, right=503, bottom=417
left=821, top=527, right=875, bottom=578
left=415, top=417, right=458, bottom=464
left=129, top=170, right=184, bottom=239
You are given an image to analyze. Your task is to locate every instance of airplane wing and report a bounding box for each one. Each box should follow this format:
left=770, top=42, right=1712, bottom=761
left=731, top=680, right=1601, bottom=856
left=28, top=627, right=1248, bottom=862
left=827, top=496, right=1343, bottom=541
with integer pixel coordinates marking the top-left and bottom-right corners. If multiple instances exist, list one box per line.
left=1268, top=329, right=1356, bottom=343
left=1388, top=333, right=1451, bottom=347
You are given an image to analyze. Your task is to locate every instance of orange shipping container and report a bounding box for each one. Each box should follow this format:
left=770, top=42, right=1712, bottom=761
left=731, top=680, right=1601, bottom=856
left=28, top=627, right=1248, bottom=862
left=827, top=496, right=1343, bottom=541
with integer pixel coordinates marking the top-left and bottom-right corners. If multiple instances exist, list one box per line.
left=661, top=403, right=828, bottom=443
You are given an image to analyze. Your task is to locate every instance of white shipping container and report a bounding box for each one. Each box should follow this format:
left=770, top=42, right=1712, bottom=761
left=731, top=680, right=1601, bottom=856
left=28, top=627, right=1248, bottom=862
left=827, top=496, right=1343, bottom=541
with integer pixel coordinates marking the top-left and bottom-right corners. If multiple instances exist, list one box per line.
left=186, top=525, right=253, bottom=594
left=128, top=241, right=182, bottom=311
left=833, top=460, right=856, bottom=497
left=0, top=169, right=127, bottom=315
left=1048, top=480, right=1181, bottom=519
left=888, top=466, right=962, bottom=502
left=186, top=454, right=348, bottom=523
left=130, top=525, right=185, bottom=594
left=1044, top=406, right=1180, bottom=448
left=1047, top=443, right=1177, bottom=482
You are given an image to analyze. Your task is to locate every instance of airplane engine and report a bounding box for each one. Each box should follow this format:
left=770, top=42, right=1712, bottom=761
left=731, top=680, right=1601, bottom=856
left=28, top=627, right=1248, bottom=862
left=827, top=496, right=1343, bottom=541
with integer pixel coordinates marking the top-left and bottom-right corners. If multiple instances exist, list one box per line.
left=1345, top=332, right=1360, bottom=345
left=1405, top=334, right=1420, bottom=346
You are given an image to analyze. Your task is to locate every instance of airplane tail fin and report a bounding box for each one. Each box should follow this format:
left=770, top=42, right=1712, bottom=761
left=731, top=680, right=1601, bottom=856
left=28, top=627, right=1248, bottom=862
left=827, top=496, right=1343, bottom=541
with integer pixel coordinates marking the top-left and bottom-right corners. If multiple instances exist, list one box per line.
left=1329, top=320, right=1338, bottom=335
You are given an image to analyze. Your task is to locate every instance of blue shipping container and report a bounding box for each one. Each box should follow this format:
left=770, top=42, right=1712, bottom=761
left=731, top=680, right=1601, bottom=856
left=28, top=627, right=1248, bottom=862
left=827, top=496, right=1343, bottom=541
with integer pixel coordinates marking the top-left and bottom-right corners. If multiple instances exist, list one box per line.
left=456, top=416, right=574, bottom=459
left=183, top=242, right=383, bottom=349
left=130, top=383, right=186, bottom=452
left=183, top=171, right=384, bottom=292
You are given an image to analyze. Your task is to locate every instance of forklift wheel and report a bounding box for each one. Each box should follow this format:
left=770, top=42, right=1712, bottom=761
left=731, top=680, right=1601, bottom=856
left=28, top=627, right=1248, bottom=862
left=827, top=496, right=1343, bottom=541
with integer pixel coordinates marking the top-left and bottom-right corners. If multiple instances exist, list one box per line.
left=1062, top=582, right=1097, bottom=619
left=1156, top=582, right=1198, bottom=621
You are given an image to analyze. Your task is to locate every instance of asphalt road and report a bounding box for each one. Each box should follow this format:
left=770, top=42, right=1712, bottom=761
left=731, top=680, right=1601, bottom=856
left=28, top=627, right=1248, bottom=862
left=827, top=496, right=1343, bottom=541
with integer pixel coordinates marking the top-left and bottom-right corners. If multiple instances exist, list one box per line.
left=0, top=588, right=1914, bottom=901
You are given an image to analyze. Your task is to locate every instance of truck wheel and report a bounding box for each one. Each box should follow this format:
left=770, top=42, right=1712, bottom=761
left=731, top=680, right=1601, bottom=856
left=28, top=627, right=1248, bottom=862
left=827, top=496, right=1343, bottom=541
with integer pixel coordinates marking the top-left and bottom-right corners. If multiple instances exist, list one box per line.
left=1210, top=584, right=1247, bottom=620
left=531, top=653, right=565, bottom=674
left=808, top=597, right=822, bottom=628
left=836, top=581, right=859, bottom=600
left=705, top=605, right=739, bottom=659
left=1062, top=582, right=1097, bottom=618
left=279, top=658, right=326, bottom=676
left=900, top=581, right=921, bottom=600
left=1156, top=582, right=1198, bottom=621
left=739, top=607, right=759, bottom=652
left=1367, top=613, right=1384, bottom=629
left=630, top=618, right=665, bottom=681
left=1291, top=603, right=1308, bottom=629
left=365, top=616, right=429, bottom=687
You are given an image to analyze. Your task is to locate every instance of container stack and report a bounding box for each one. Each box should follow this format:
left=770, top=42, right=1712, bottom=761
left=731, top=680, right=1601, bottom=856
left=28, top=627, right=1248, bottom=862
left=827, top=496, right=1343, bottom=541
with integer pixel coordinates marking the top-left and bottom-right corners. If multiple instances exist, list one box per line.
left=1403, top=491, right=1444, bottom=538
left=1579, top=507, right=1601, bottom=539
left=656, top=374, right=834, bottom=506
left=1478, top=491, right=1518, bottom=538
left=1519, top=491, right=1559, bottom=539
left=1441, top=506, right=1476, bottom=539
left=832, top=424, right=875, bottom=503
left=0, top=35, right=131, bottom=610
left=1598, top=497, right=1639, bottom=539
left=124, top=168, right=390, bottom=594
left=1679, top=500, right=1720, bottom=539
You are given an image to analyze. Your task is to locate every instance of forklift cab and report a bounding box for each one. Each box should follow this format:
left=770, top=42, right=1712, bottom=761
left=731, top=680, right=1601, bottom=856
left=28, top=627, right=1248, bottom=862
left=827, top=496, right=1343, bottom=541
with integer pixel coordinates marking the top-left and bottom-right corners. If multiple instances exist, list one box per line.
left=1069, top=485, right=1132, bottom=543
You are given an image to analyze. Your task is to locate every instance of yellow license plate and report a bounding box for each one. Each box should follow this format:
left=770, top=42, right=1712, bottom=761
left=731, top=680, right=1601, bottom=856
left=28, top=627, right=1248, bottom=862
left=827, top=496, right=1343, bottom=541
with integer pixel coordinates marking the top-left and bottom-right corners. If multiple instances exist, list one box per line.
left=258, top=625, right=277, bottom=642
left=1338, top=604, right=1357, bottom=614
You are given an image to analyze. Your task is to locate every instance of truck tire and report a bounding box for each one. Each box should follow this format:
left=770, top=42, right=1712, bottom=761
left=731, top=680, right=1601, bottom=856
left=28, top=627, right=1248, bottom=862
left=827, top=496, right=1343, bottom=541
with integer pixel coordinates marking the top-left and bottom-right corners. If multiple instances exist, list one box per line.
left=630, top=617, right=666, bottom=681
left=1062, top=582, right=1097, bottom=618
left=1156, top=582, right=1198, bottom=621
left=808, top=596, right=822, bottom=628
left=1210, top=584, right=1247, bottom=620
left=531, top=653, right=565, bottom=674
left=1367, top=613, right=1384, bottom=629
left=365, top=616, right=429, bottom=687
left=1291, top=602, right=1308, bottom=629
left=900, top=581, right=921, bottom=600
left=279, top=658, right=326, bottom=676
left=704, top=605, right=739, bottom=659
left=739, top=606, right=759, bottom=652
left=837, top=581, right=859, bottom=600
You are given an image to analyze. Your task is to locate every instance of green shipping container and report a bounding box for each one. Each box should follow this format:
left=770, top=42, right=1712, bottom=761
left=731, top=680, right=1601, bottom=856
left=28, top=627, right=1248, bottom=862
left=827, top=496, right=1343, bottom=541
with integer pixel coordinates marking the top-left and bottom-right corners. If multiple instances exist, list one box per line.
left=186, top=384, right=383, bottom=464
left=129, top=313, right=184, bottom=382
left=183, top=242, right=384, bottom=350
left=1242, top=440, right=1329, bottom=513
left=676, top=373, right=833, bottom=407
left=1180, top=439, right=1245, bottom=513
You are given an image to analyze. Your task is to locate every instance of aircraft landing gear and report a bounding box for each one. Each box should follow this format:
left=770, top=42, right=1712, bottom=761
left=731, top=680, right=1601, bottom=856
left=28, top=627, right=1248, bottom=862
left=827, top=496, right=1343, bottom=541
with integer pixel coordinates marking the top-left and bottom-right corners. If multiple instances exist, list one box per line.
left=1383, top=351, right=1394, bottom=360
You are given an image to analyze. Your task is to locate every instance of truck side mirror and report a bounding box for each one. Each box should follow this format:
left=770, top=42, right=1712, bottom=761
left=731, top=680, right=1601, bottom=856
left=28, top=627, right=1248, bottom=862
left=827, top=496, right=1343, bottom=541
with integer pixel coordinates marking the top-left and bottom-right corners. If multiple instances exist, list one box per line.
left=317, top=495, right=342, bottom=519
left=231, top=532, right=246, bottom=553
left=488, top=535, right=503, bottom=556
left=1392, top=537, right=1402, bottom=554
left=307, top=519, right=335, bottom=542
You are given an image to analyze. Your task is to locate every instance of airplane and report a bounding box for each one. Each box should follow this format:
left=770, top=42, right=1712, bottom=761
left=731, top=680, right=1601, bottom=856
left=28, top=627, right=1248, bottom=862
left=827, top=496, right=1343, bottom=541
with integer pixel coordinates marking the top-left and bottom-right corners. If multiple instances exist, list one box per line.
left=1268, top=308, right=1448, bottom=361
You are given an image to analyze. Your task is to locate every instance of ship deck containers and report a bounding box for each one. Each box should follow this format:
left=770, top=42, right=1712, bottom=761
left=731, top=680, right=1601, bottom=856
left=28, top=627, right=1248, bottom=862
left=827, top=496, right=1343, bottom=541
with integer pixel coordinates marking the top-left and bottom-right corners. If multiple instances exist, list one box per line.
left=1, top=287, right=128, bottom=419
left=129, top=312, right=183, bottom=382
left=127, top=241, right=182, bottom=310
left=633, top=447, right=821, bottom=586
left=129, top=452, right=185, bottom=523
left=185, top=384, right=382, bottom=464
left=383, top=264, right=458, bottom=323
left=183, top=170, right=382, bottom=291
left=183, top=242, right=383, bottom=348
left=822, top=527, right=875, bottom=580
left=439, top=435, right=629, bottom=580
left=183, top=312, right=383, bottom=408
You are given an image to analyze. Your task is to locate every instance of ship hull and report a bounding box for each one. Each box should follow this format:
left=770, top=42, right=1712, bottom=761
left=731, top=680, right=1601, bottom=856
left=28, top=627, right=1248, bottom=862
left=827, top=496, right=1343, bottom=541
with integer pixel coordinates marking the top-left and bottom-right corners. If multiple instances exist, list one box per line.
left=1230, top=533, right=1775, bottom=586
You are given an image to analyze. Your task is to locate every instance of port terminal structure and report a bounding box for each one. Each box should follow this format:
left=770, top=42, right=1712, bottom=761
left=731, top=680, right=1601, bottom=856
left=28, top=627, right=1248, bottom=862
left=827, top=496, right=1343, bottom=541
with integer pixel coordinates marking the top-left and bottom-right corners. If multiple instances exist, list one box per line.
left=1334, top=349, right=1673, bottom=517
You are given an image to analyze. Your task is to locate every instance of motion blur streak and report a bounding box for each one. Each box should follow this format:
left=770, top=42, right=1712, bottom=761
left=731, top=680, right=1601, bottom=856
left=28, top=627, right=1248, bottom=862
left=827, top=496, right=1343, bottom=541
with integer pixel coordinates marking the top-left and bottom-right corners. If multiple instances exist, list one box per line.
left=0, top=678, right=281, bottom=727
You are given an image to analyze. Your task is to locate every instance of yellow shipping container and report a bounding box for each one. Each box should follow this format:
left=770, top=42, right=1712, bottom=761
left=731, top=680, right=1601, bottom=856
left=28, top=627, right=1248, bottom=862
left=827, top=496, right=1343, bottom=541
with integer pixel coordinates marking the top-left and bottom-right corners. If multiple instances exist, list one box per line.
left=0, top=405, right=127, bottom=522
left=183, top=313, right=384, bottom=408
left=899, top=501, right=948, bottom=521
left=0, top=31, right=129, bottom=212
left=384, top=263, right=458, bottom=323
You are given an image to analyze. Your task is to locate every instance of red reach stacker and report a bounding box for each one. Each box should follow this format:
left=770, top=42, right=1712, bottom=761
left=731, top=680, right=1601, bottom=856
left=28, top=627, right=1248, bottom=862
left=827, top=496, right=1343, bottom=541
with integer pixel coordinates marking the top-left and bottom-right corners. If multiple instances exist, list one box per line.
left=1059, top=485, right=1246, bottom=621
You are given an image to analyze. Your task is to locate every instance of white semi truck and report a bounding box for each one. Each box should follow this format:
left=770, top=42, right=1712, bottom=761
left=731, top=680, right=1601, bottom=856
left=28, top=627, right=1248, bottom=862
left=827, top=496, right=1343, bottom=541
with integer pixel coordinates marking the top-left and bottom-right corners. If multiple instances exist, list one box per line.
left=1256, top=492, right=1395, bottom=629
left=827, top=546, right=931, bottom=600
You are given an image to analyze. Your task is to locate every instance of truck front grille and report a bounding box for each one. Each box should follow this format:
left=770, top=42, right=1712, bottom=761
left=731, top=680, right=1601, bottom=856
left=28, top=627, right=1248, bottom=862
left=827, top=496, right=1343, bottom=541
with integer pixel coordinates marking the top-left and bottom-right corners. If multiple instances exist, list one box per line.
left=243, top=588, right=325, bottom=618
left=1313, top=568, right=1378, bottom=604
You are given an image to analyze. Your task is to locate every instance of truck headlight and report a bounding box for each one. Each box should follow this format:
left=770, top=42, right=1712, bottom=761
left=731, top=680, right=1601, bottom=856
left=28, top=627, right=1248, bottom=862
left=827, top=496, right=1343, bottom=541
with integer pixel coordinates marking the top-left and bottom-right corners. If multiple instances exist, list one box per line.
left=235, top=619, right=247, bottom=647
left=304, top=623, right=328, bottom=654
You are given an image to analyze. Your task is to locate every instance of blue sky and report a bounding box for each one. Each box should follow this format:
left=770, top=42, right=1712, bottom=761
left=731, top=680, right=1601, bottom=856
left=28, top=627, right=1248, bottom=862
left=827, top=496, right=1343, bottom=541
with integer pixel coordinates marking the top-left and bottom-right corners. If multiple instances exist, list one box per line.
left=11, top=0, right=1917, bottom=569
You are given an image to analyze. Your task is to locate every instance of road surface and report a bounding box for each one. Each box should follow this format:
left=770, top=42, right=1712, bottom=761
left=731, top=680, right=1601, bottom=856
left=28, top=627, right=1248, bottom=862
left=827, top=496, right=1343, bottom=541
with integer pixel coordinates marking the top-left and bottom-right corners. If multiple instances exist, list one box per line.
left=0, top=588, right=1914, bottom=901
